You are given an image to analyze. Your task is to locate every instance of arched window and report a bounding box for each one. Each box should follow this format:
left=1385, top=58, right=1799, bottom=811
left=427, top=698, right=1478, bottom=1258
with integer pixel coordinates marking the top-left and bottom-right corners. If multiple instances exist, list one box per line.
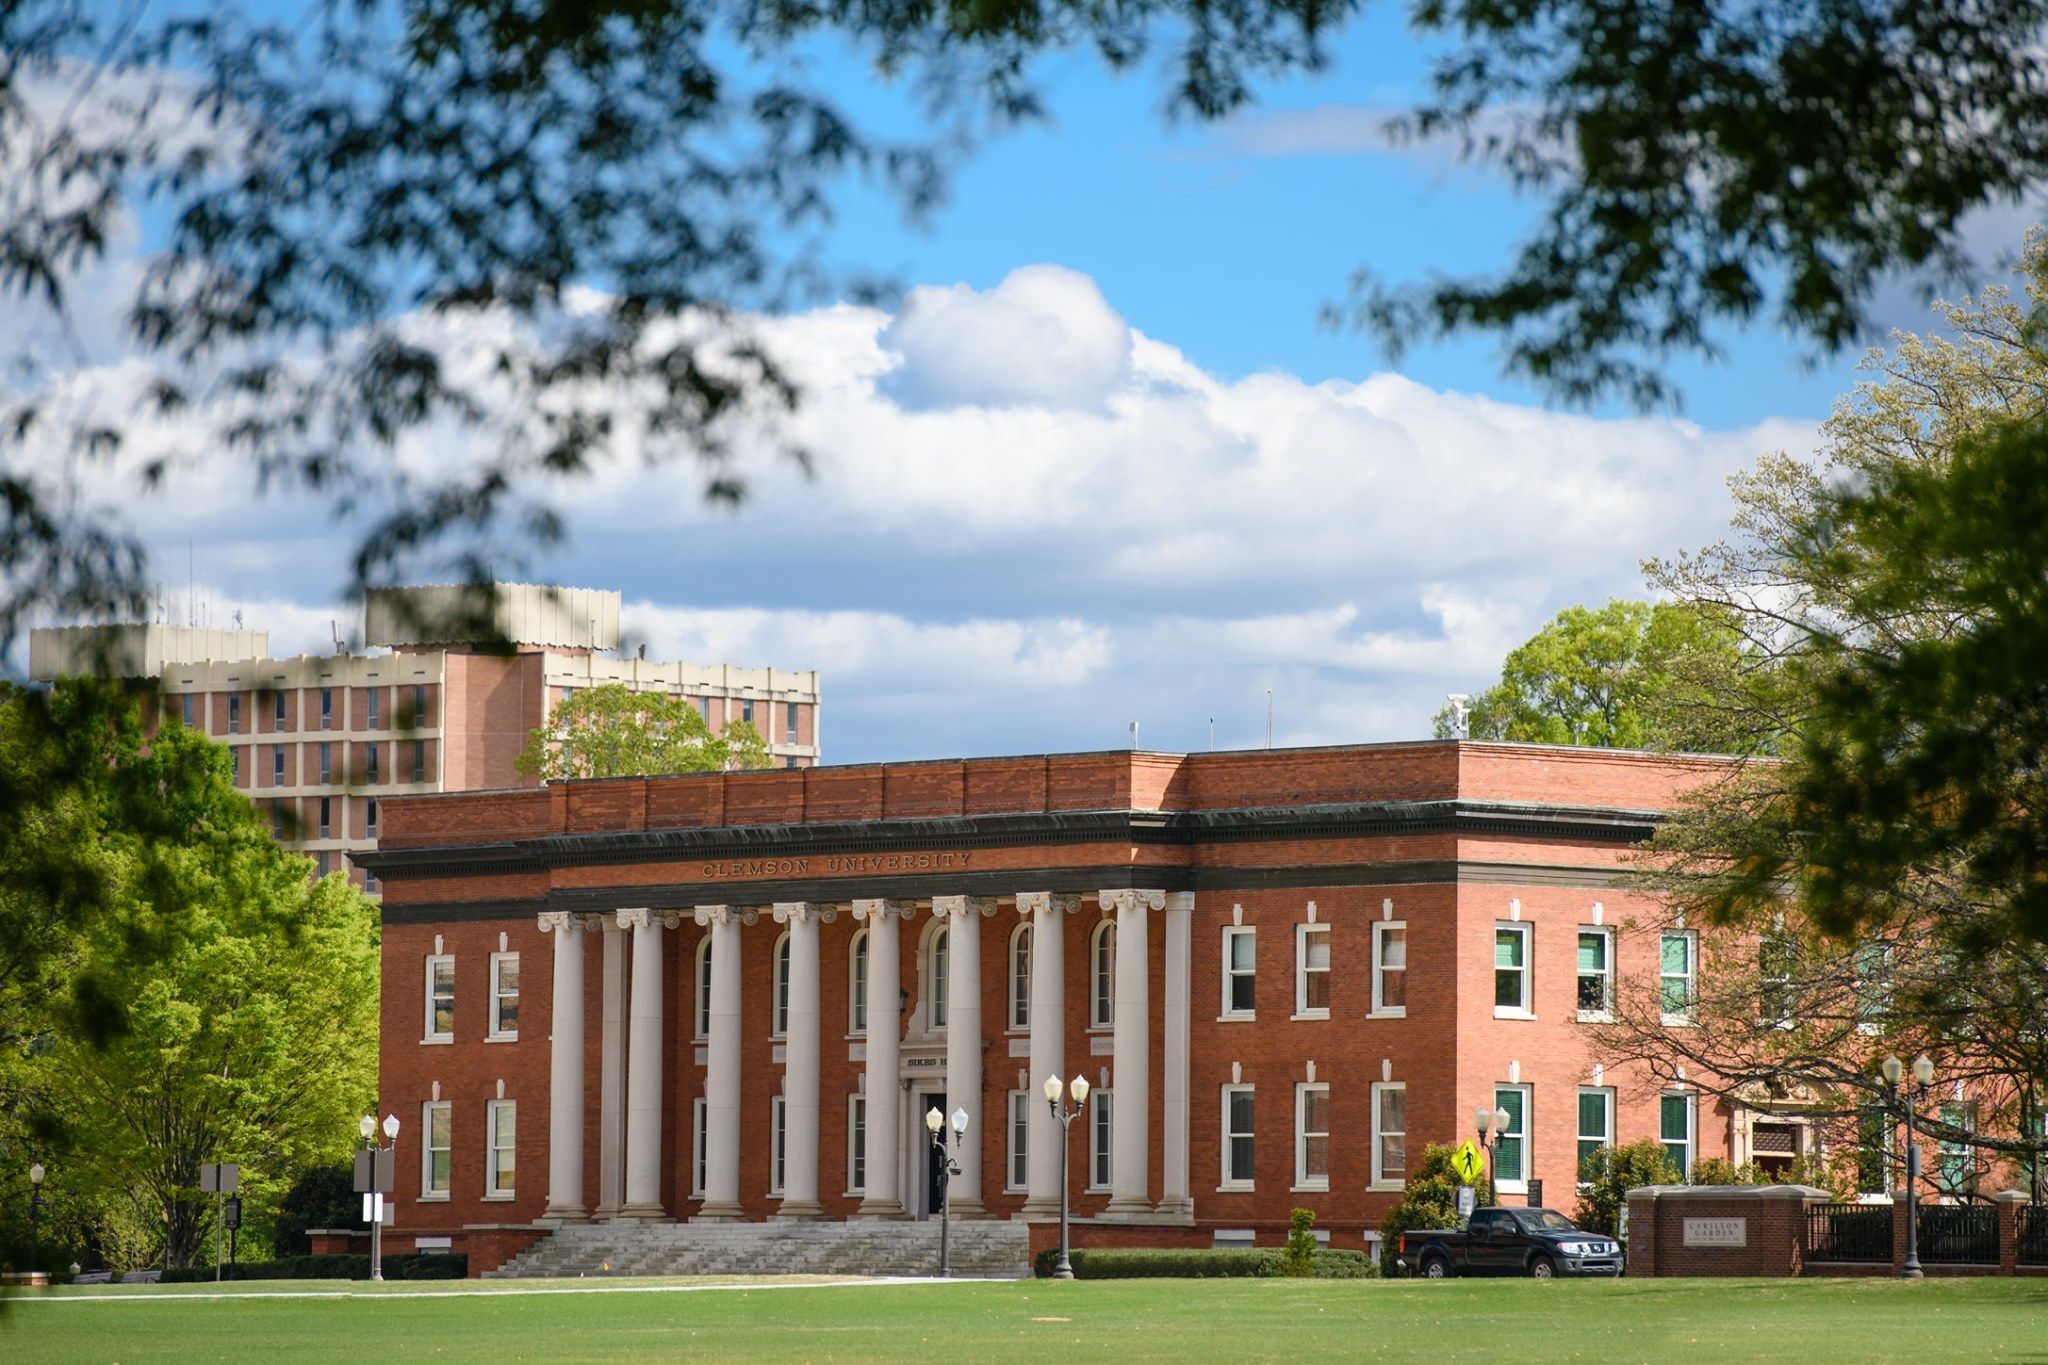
left=1008, top=921, right=1033, bottom=1031
left=1090, top=919, right=1116, bottom=1028
left=848, top=927, right=870, bottom=1035
left=694, top=934, right=713, bottom=1039
left=929, top=924, right=950, bottom=1030
left=772, top=930, right=792, bottom=1037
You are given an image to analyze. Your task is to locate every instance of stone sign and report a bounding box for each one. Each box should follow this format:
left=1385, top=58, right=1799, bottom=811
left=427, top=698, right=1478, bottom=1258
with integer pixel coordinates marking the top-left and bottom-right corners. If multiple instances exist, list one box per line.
left=1683, top=1217, right=1748, bottom=1248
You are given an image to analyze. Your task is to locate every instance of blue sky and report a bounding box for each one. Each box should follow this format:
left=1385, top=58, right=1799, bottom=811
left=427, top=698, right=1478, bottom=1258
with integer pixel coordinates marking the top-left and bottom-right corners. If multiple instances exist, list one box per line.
left=22, top=8, right=2029, bottom=764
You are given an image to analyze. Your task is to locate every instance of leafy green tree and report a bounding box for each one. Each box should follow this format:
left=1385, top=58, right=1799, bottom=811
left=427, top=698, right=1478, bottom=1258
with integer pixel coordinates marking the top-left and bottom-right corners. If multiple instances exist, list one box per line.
left=1434, top=598, right=1773, bottom=755
left=1574, top=1140, right=1678, bottom=1241
left=1278, top=1208, right=1317, bottom=1277
left=1376, top=1143, right=1492, bottom=1276
left=515, top=684, right=771, bottom=781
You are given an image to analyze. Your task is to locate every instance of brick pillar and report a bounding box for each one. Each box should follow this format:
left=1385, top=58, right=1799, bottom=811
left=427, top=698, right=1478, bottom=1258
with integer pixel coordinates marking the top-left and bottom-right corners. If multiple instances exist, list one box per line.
left=1626, top=1190, right=1658, bottom=1277
left=1995, top=1189, right=2026, bottom=1274
left=1891, top=1198, right=1910, bottom=1276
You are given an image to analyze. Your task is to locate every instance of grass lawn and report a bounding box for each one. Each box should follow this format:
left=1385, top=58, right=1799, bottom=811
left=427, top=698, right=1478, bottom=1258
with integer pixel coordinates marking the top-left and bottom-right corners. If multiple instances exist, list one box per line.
left=7, top=1275, right=2048, bottom=1362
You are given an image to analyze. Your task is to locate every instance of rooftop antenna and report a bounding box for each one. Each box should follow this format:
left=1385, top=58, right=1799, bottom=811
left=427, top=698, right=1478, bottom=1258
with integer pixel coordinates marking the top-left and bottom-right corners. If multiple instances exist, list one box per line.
left=1129, top=720, right=1139, bottom=750
left=331, top=619, right=343, bottom=654
left=1208, top=718, right=1214, bottom=751
left=1446, top=693, right=1472, bottom=740
left=1266, top=689, right=1274, bottom=749
left=232, top=609, right=244, bottom=631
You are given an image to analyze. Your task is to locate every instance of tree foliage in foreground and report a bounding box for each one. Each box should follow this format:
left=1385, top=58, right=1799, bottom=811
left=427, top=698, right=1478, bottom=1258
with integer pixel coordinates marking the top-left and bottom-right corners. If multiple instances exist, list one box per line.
left=1434, top=598, right=1776, bottom=755
left=0, top=687, right=377, bottom=1271
left=515, top=683, right=771, bottom=781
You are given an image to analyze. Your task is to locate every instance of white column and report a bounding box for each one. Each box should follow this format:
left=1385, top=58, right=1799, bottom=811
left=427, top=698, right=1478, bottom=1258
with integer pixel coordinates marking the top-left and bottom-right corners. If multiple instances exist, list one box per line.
left=1018, top=892, right=1078, bottom=1218
left=692, top=904, right=746, bottom=1221
left=595, top=921, right=627, bottom=1219
left=617, top=908, right=670, bottom=1218
left=1162, top=890, right=1193, bottom=1216
left=852, top=899, right=911, bottom=1218
left=933, top=894, right=995, bottom=1218
left=1101, top=888, right=1164, bottom=1216
left=540, top=911, right=589, bottom=1222
left=772, top=902, right=830, bottom=1219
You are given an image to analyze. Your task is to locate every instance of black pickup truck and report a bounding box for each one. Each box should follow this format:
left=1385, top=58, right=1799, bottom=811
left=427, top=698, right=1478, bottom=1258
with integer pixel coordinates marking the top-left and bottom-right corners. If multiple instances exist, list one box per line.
left=1396, top=1207, right=1623, bottom=1279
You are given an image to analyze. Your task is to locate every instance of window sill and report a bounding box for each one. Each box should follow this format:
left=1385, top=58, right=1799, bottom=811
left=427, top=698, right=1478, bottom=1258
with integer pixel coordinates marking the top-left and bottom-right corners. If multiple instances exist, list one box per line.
left=420, top=1035, right=454, bottom=1046
left=1291, top=1181, right=1330, bottom=1194
left=1492, top=1008, right=1537, bottom=1022
left=480, top=1192, right=514, bottom=1203
left=1497, top=1181, right=1528, bottom=1196
left=1216, top=1013, right=1256, bottom=1024
left=1085, top=1185, right=1110, bottom=1195
left=485, top=1033, right=518, bottom=1044
left=417, top=1192, right=450, bottom=1203
left=1368, top=1007, right=1407, bottom=1020
left=1216, top=1182, right=1254, bottom=1194
left=1085, top=1025, right=1112, bottom=1036
left=1576, top=1010, right=1613, bottom=1025
left=1369, top=1180, right=1405, bottom=1193
left=1290, top=1010, right=1331, bottom=1023
left=1660, top=1015, right=1697, bottom=1028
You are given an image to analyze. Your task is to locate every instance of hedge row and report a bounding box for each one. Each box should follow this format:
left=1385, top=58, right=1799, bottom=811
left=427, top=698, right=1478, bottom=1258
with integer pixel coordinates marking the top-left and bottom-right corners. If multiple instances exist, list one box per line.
left=1031, top=1247, right=1377, bottom=1280
left=160, top=1252, right=467, bottom=1283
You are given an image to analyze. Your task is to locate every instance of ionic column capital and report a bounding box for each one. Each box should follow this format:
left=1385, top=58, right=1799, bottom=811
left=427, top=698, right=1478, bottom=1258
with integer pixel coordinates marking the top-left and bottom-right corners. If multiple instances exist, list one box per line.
left=1016, top=892, right=1081, bottom=918
left=772, top=901, right=839, bottom=926
left=932, top=894, right=998, bottom=919
left=1098, top=888, right=1167, bottom=916
left=850, top=898, right=915, bottom=923
left=617, top=907, right=680, bottom=931
left=692, top=904, right=759, bottom=928
left=539, top=910, right=595, bottom=934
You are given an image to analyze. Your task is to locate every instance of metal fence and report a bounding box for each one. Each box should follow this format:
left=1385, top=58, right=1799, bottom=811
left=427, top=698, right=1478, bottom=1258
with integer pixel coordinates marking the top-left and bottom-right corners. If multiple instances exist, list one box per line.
left=2019, top=1206, right=2048, bottom=1267
left=1805, top=1203, right=1891, bottom=1263
left=1917, top=1205, right=1997, bottom=1265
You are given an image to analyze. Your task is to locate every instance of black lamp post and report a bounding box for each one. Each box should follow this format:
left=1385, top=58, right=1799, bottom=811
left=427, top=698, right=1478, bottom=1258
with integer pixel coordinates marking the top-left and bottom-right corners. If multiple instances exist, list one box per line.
left=924, top=1104, right=968, bottom=1278
left=1043, top=1073, right=1091, bottom=1280
left=1473, top=1104, right=1509, bottom=1197
left=359, top=1112, right=400, bottom=1282
left=28, top=1162, right=44, bottom=1279
left=1884, top=1053, right=1935, bottom=1280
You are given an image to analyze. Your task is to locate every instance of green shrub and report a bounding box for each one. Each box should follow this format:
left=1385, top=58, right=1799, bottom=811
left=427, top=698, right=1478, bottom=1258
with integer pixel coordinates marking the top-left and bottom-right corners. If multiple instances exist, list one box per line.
left=1377, top=1143, right=1492, bottom=1276
left=1575, top=1139, right=1680, bottom=1241
left=1029, top=1246, right=1379, bottom=1280
left=1278, top=1209, right=1317, bottom=1277
left=159, top=1252, right=466, bottom=1282
left=271, top=1165, right=358, bottom=1258
left=1688, top=1157, right=1765, bottom=1187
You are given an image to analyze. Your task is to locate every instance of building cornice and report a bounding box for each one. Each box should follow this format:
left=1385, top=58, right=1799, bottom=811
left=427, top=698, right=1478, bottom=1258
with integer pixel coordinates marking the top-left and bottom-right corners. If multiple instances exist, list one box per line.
left=358, top=797, right=1660, bottom=882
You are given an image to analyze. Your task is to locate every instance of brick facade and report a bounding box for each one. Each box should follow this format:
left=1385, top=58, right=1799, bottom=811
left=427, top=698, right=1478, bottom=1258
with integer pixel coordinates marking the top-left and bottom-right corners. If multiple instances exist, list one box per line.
left=366, top=740, right=1738, bottom=1264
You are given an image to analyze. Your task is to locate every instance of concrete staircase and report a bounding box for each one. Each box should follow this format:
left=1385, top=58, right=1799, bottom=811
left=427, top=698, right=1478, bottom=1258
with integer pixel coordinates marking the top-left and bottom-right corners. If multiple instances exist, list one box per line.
left=485, top=1219, right=1033, bottom=1280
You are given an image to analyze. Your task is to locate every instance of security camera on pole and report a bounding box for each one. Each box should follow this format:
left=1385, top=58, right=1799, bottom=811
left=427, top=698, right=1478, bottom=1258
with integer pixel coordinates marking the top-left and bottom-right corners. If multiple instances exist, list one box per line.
left=355, top=1113, right=400, bottom=1282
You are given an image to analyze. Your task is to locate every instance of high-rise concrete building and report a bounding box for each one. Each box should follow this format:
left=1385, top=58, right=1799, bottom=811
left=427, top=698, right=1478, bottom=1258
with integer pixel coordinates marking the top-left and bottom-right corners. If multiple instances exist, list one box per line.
left=28, top=583, right=821, bottom=893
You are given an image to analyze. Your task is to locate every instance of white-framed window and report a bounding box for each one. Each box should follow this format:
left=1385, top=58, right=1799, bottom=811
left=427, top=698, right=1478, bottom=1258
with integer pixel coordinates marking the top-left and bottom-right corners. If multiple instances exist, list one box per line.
left=366, top=744, right=380, bottom=783
left=1295, top=1083, right=1330, bottom=1190
left=1008, top=922, right=1032, bottom=1032
left=412, top=737, right=427, bottom=783
left=694, top=935, right=713, bottom=1039
left=1089, top=1090, right=1113, bottom=1190
left=485, top=1099, right=516, bottom=1198
left=1220, top=1085, right=1255, bottom=1189
left=1221, top=926, right=1256, bottom=1019
left=318, top=794, right=331, bottom=839
left=318, top=741, right=332, bottom=784
left=421, top=1099, right=451, bottom=1199
left=1576, top=928, right=1613, bottom=1018
left=770, top=1096, right=787, bottom=1196
left=181, top=692, right=193, bottom=726
left=771, top=930, right=792, bottom=1037
left=1759, top=934, right=1795, bottom=1027
left=1660, top=930, right=1697, bottom=1024
left=273, top=690, right=287, bottom=730
left=1577, top=1087, right=1614, bottom=1181
left=366, top=688, right=379, bottom=728
left=1295, top=923, right=1331, bottom=1019
left=1371, top=1082, right=1407, bottom=1188
left=692, top=1097, right=708, bottom=1197
left=320, top=687, right=333, bottom=730
left=1089, top=920, right=1115, bottom=1029
left=424, top=954, right=455, bottom=1042
left=227, top=692, right=241, bottom=734
left=847, top=1094, right=868, bottom=1194
left=488, top=951, right=520, bottom=1040
left=1660, top=1091, right=1695, bottom=1177
left=848, top=928, right=869, bottom=1035
left=928, top=924, right=949, bottom=1029
left=272, top=746, right=285, bottom=786
left=1007, top=1091, right=1030, bottom=1191
left=1494, top=1084, right=1530, bottom=1190
left=1494, top=924, right=1532, bottom=1017
left=1372, top=921, right=1407, bottom=1017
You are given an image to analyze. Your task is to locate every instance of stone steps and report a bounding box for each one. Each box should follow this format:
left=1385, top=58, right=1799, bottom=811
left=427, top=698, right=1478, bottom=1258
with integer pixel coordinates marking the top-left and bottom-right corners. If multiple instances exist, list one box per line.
left=486, top=1219, right=1032, bottom=1280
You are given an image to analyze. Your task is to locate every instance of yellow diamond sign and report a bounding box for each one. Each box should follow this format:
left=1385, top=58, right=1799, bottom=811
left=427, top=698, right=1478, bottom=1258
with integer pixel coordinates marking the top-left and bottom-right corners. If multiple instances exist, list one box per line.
left=1450, top=1140, right=1484, bottom=1186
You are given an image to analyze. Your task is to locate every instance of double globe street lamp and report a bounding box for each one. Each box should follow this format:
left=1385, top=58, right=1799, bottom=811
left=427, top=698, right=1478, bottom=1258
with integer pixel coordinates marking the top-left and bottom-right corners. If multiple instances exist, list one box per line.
left=924, top=1105, right=969, bottom=1278
left=1042, top=1074, right=1092, bottom=1280
left=28, top=1161, right=45, bottom=1281
left=1882, top=1053, right=1936, bottom=1280
left=1473, top=1104, right=1511, bottom=1196
left=359, top=1112, right=400, bottom=1282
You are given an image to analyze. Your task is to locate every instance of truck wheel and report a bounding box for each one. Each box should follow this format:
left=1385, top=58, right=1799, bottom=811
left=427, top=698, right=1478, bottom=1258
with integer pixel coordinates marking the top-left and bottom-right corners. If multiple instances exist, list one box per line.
left=1420, top=1252, right=1453, bottom=1280
left=1528, top=1255, right=1557, bottom=1280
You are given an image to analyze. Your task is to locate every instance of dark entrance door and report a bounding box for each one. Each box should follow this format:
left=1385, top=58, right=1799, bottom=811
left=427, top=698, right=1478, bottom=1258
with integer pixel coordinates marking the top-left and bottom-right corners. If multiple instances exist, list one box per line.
left=921, top=1093, right=947, bottom=1217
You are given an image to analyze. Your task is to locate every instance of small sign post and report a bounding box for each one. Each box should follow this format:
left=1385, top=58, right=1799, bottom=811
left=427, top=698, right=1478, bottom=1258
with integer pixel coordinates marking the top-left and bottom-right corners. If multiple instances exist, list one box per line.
left=200, top=1163, right=240, bottom=1283
left=1456, top=1185, right=1477, bottom=1220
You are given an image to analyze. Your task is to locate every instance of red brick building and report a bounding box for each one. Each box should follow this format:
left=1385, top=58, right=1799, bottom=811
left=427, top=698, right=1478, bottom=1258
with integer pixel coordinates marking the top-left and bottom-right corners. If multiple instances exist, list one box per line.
left=365, top=739, right=1746, bottom=1263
